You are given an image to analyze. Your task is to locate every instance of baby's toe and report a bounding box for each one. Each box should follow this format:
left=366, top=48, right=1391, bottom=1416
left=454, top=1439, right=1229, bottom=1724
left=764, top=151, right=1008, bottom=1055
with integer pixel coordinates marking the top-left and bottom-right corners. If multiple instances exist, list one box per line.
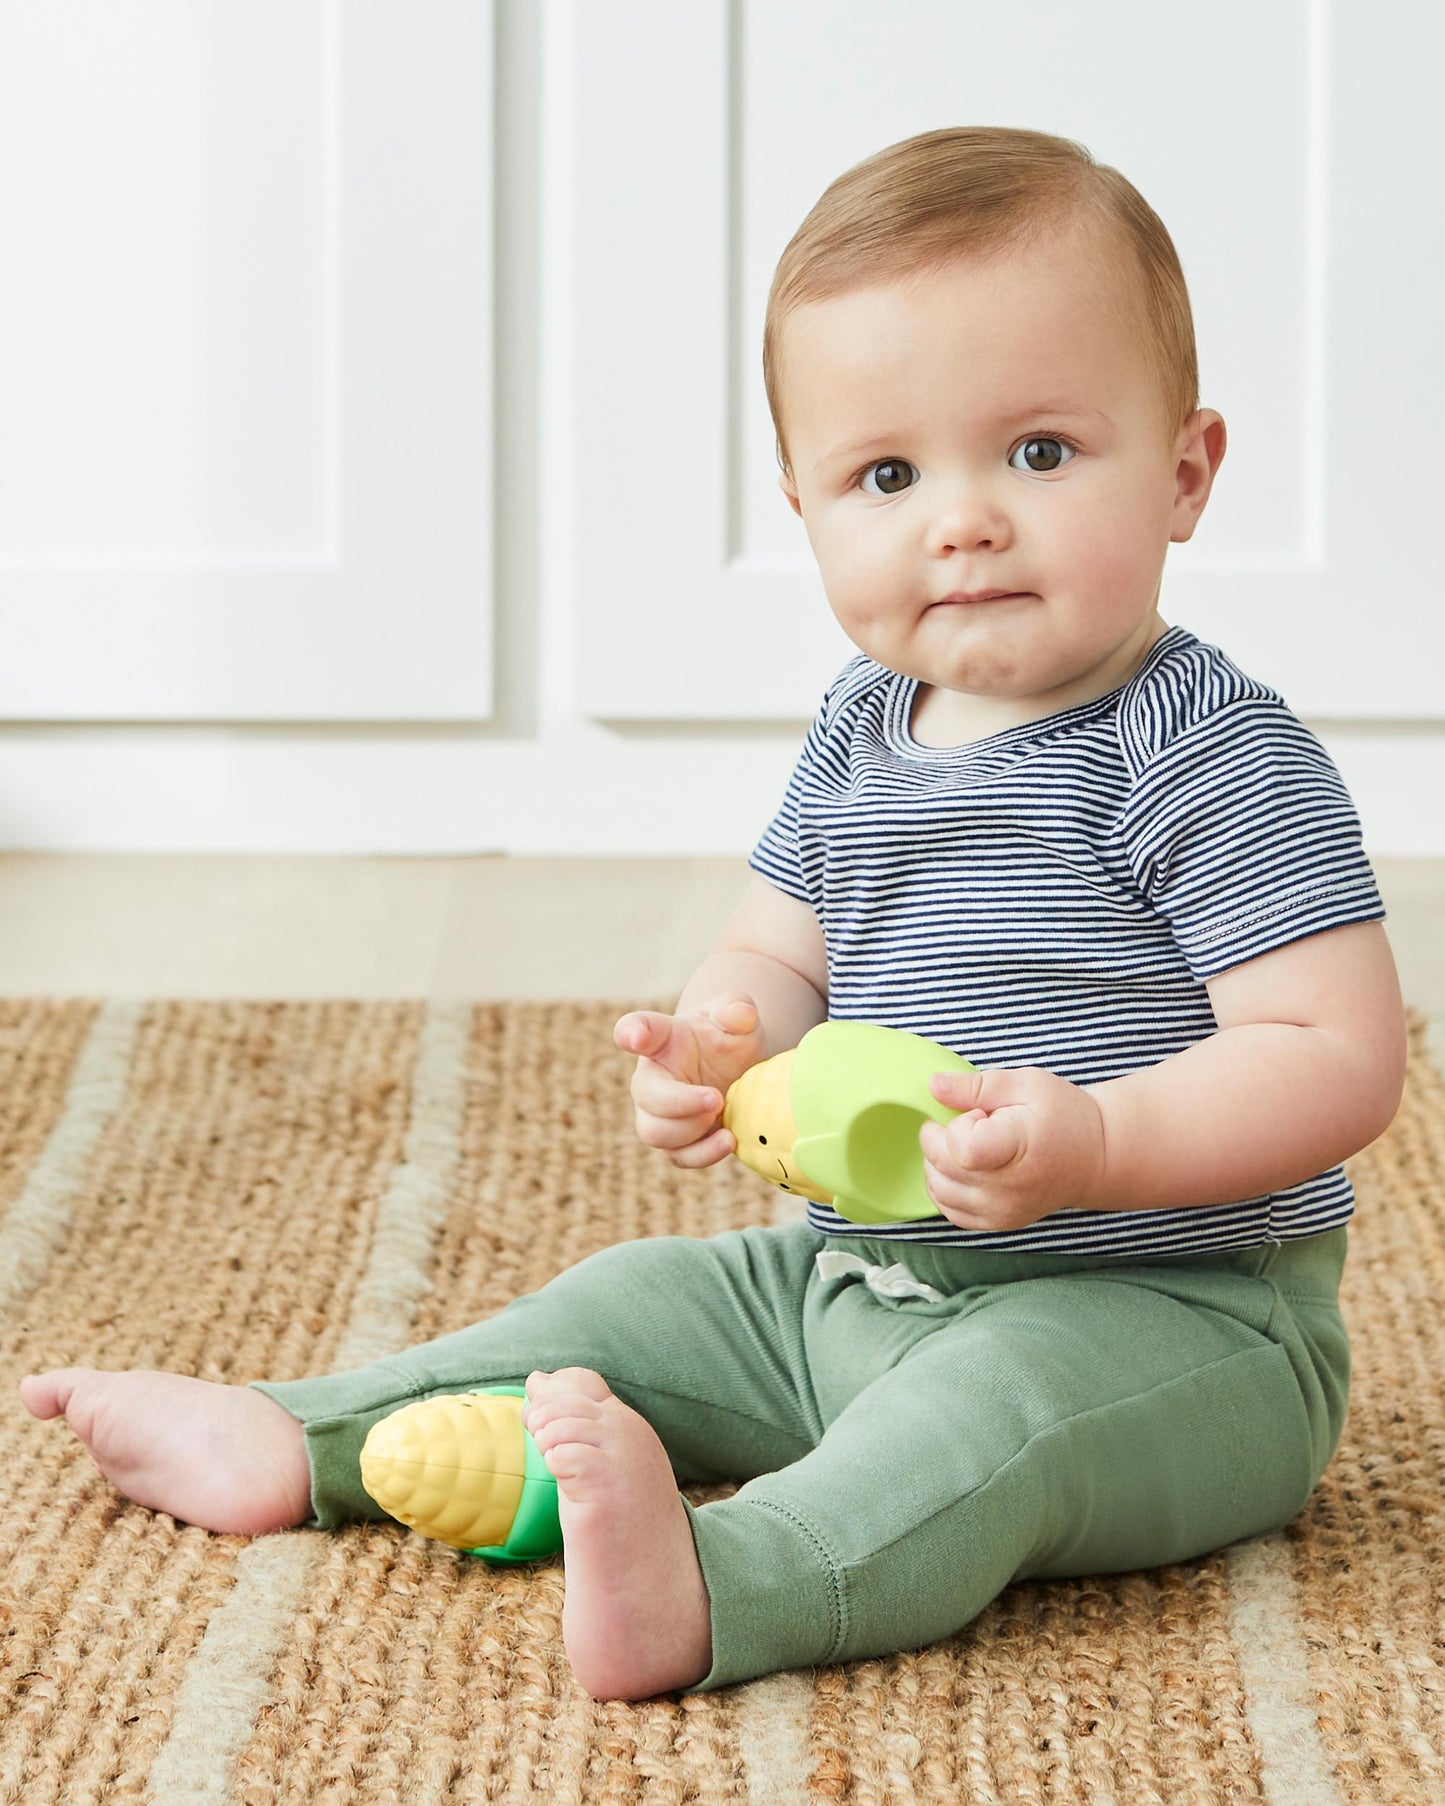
left=528, top=1400, right=606, bottom=1452
left=527, top=1366, right=612, bottom=1403
left=538, top=1430, right=608, bottom=1486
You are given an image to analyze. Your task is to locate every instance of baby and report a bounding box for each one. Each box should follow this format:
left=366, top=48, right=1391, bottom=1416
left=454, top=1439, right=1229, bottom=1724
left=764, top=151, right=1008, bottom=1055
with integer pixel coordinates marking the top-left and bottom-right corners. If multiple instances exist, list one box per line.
left=20, top=126, right=1407, bottom=1702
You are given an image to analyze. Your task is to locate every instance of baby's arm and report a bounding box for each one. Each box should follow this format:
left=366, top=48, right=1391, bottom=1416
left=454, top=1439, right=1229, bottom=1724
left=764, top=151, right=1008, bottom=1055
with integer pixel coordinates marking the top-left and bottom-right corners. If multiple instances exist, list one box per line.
left=1088, top=918, right=1406, bottom=1210
left=615, top=875, right=828, bottom=1169
left=921, top=920, right=1405, bottom=1228
left=672, top=874, right=829, bottom=1058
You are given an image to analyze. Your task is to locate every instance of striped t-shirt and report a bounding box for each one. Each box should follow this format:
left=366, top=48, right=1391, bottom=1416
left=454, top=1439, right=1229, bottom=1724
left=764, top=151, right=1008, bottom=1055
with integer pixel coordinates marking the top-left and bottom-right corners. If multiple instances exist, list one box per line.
left=749, top=623, right=1386, bottom=1257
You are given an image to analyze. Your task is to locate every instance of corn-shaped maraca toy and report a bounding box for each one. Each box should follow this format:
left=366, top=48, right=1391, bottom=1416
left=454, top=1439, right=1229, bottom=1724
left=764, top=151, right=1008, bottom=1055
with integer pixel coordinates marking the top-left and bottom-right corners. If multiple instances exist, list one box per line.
left=723, top=1021, right=976, bottom=1224
left=359, top=1385, right=561, bottom=1562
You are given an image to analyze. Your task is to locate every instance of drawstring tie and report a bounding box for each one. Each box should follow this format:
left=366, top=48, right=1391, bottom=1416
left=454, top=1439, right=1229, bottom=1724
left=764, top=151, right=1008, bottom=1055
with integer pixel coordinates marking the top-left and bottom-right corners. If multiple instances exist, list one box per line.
left=814, top=1249, right=945, bottom=1304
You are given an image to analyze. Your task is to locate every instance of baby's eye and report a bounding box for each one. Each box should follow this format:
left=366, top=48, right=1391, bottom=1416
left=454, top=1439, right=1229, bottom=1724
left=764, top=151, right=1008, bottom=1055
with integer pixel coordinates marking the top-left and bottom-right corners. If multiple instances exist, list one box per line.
left=1009, top=436, right=1076, bottom=474
left=859, top=459, right=919, bottom=497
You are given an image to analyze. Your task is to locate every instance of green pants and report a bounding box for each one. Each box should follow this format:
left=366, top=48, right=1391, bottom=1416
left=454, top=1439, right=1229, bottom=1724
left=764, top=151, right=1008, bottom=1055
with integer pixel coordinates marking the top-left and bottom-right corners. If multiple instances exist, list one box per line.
left=251, top=1223, right=1350, bottom=1691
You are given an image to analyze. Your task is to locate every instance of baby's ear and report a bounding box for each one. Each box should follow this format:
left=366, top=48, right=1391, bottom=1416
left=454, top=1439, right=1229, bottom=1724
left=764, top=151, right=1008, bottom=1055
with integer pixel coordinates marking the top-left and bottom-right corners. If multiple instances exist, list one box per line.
left=778, top=471, right=803, bottom=517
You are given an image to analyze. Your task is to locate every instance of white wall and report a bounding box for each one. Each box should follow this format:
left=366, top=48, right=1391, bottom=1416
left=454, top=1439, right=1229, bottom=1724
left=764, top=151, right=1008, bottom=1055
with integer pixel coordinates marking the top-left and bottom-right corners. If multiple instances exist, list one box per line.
left=0, top=0, right=1440, bottom=858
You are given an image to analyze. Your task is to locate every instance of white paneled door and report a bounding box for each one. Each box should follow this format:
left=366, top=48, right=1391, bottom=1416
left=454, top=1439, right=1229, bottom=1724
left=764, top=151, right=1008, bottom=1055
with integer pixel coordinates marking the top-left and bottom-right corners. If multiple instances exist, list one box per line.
left=571, top=0, right=1444, bottom=722
left=0, top=0, right=494, bottom=719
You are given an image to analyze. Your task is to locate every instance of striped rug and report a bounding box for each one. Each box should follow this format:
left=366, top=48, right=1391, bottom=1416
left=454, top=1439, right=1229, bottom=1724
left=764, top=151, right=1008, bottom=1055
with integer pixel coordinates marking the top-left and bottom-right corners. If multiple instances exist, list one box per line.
left=2, top=998, right=1443, bottom=1805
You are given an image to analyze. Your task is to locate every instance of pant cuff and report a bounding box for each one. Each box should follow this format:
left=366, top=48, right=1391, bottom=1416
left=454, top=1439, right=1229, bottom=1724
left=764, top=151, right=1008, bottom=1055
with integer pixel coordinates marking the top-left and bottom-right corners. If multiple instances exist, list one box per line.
left=249, top=1365, right=526, bottom=1529
left=683, top=1493, right=846, bottom=1690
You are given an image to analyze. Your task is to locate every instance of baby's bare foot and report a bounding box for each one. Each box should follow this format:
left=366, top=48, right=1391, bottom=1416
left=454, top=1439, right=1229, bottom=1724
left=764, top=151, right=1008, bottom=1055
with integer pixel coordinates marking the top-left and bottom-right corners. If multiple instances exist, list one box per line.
left=18, top=1368, right=312, bottom=1536
left=523, top=1367, right=712, bottom=1700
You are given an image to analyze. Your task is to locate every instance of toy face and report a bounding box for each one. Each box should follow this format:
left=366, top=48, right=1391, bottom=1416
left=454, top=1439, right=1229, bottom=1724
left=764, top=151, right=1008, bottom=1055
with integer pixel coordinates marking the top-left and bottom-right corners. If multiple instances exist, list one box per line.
left=722, top=1048, right=835, bottom=1205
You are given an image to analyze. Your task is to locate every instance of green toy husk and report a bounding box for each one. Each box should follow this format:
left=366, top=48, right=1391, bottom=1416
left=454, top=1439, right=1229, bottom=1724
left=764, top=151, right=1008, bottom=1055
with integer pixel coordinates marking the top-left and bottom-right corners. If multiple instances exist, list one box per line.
left=790, top=1021, right=976, bottom=1224
left=463, top=1386, right=562, bottom=1564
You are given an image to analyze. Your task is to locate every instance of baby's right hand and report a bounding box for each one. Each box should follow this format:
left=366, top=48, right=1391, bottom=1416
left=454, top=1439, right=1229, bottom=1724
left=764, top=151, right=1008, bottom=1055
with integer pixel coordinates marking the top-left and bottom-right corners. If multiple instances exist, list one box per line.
left=612, top=995, right=767, bottom=1168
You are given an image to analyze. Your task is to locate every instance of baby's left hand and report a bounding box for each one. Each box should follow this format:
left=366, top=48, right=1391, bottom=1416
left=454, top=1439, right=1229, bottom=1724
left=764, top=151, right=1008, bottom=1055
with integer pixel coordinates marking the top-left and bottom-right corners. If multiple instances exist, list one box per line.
left=919, top=1067, right=1107, bottom=1232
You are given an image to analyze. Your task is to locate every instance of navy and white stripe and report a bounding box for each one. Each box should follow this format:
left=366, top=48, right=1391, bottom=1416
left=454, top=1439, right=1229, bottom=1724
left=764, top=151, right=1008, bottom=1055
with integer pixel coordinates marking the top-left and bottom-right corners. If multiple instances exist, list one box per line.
left=749, top=624, right=1386, bottom=1257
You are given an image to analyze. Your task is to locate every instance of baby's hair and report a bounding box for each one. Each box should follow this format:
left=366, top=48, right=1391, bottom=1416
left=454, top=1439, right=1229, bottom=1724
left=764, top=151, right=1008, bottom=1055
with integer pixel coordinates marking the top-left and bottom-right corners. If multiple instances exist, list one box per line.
left=763, top=125, right=1199, bottom=476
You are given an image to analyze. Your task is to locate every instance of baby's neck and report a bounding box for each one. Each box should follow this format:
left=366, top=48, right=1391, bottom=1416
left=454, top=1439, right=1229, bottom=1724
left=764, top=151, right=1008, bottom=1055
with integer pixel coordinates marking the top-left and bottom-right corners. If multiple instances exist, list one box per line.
left=908, top=685, right=1038, bottom=748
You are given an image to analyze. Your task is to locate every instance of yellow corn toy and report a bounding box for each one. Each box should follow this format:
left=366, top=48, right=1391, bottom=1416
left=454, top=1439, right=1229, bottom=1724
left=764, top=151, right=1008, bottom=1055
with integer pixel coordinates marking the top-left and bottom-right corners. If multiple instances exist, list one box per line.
left=359, top=1386, right=561, bottom=1562
left=723, top=1020, right=976, bottom=1225
left=722, top=1044, right=835, bottom=1204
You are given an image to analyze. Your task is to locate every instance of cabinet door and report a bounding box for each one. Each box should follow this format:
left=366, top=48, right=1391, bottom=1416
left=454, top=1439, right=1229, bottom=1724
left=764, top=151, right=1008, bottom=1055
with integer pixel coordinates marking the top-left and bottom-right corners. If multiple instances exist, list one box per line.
left=572, top=0, right=1443, bottom=721
left=0, top=0, right=493, bottom=719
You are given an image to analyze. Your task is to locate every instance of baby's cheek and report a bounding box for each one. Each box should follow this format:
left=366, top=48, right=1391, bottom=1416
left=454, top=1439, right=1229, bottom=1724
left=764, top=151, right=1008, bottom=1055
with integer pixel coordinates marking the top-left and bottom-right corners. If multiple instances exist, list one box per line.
left=819, top=551, right=879, bottom=620
left=815, top=520, right=896, bottom=606
left=1069, top=499, right=1159, bottom=596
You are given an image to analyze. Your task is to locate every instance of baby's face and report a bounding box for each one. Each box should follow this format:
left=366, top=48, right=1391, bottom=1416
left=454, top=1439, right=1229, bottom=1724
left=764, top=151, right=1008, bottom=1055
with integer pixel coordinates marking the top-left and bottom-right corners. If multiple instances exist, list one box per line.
left=777, top=222, right=1225, bottom=743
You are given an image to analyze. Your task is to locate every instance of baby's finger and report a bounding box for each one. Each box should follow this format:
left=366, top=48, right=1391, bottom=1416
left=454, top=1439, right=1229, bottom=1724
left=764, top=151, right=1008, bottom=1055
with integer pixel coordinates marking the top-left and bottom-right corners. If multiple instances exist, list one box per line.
left=920, top=1154, right=989, bottom=1218
left=919, top=1111, right=985, bottom=1177
left=704, top=994, right=759, bottom=1038
left=613, top=1011, right=675, bottom=1061
left=946, top=1108, right=1026, bottom=1172
left=635, top=1069, right=718, bottom=1112
left=631, top=1064, right=721, bottom=1121
left=665, top=1125, right=736, bottom=1169
left=633, top=1103, right=723, bottom=1153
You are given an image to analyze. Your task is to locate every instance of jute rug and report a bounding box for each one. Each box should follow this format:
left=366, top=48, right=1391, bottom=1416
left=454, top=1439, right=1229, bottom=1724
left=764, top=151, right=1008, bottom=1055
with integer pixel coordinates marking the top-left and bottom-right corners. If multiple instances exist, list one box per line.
left=1, top=998, right=1443, bottom=1805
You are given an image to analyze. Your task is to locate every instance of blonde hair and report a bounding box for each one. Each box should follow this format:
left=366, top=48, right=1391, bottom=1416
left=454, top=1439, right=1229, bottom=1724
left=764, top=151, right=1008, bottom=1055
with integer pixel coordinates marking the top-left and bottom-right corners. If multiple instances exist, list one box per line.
left=763, top=126, right=1199, bottom=475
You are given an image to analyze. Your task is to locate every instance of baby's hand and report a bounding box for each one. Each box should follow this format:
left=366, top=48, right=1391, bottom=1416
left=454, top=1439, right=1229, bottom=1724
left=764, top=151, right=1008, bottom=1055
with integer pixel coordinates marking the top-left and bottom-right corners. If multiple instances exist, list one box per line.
left=918, top=1067, right=1108, bottom=1232
left=613, top=996, right=767, bottom=1169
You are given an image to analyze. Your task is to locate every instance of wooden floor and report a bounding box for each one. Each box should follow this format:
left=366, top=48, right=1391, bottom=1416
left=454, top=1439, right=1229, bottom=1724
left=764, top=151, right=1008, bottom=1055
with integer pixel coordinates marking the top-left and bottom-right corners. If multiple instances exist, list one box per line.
left=0, top=853, right=1440, bottom=1013
left=0, top=855, right=749, bottom=1003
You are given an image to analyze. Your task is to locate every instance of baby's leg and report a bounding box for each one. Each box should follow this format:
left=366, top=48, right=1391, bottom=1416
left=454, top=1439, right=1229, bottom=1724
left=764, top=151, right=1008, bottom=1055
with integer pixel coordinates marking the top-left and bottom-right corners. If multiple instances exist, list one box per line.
left=19, top=1360, right=712, bottom=1695
left=22, top=1224, right=826, bottom=1697
left=247, top=1224, right=824, bottom=1526
left=682, top=1251, right=1348, bottom=1689
left=259, top=1225, right=827, bottom=1697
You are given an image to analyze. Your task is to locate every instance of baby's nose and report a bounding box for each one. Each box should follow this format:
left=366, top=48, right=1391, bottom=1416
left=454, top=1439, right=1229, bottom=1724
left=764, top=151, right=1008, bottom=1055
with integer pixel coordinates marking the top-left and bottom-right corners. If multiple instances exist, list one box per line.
left=924, top=484, right=1012, bottom=556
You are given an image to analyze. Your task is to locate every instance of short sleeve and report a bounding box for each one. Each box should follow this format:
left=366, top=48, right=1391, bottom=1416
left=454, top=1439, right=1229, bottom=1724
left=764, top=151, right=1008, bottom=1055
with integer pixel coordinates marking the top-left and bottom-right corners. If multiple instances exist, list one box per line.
left=1118, top=697, right=1386, bottom=981
left=747, top=685, right=837, bottom=907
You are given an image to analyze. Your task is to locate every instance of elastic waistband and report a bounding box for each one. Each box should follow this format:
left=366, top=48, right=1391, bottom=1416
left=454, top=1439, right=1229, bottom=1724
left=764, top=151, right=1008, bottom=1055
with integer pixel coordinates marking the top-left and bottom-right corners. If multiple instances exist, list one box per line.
left=820, top=1226, right=1347, bottom=1305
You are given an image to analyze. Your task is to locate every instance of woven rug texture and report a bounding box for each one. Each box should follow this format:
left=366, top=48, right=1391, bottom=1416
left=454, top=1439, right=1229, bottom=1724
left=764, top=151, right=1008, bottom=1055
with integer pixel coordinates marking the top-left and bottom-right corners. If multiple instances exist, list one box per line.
left=1, top=998, right=1443, bottom=1805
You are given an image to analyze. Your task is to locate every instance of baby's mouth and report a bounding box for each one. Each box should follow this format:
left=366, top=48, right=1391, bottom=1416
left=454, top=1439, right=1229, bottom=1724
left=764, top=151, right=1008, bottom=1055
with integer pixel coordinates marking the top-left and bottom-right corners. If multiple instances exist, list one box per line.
left=931, top=591, right=1033, bottom=607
